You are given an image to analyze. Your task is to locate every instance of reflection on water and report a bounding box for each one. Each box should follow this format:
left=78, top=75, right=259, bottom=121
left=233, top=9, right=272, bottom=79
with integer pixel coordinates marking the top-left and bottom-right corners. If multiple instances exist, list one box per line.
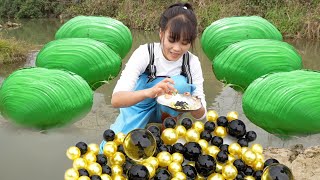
left=0, top=19, right=320, bottom=180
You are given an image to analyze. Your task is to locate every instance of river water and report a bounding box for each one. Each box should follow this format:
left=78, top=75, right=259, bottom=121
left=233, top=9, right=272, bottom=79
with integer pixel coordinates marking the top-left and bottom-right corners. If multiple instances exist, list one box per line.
left=0, top=19, right=320, bottom=180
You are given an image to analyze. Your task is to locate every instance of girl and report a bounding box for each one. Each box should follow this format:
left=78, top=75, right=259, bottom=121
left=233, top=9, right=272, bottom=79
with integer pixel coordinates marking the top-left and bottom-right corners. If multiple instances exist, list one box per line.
left=101, top=2, right=207, bottom=150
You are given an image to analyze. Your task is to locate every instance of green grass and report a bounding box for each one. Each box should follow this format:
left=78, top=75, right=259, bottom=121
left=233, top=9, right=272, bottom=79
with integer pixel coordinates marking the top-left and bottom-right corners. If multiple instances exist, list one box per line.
left=0, top=34, right=29, bottom=64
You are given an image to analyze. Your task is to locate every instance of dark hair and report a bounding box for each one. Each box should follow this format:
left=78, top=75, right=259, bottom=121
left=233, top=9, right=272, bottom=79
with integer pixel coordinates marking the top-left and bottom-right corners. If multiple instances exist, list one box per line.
left=159, top=2, right=197, bottom=45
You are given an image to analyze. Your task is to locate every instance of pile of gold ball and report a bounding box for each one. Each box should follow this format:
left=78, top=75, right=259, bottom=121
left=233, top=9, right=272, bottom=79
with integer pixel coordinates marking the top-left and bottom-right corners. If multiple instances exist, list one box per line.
left=64, top=110, right=293, bottom=180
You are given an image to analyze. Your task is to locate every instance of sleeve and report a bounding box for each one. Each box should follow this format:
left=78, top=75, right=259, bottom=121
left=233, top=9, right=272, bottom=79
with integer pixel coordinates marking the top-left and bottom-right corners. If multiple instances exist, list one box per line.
left=113, top=44, right=149, bottom=93
left=190, top=55, right=207, bottom=120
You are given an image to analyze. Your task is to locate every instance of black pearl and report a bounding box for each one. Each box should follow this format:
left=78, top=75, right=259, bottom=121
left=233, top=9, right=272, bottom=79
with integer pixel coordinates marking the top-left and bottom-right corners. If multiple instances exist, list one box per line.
left=219, top=144, right=229, bottom=153
left=184, top=142, right=202, bottom=161
left=96, top=154, right=108, bottom=166
left=154, top=135, right=163, bottom=146
left=233, top=159, right=246, bottom=172
left=78, top=169, right=89, bottom=176
left=204, top=121, right=215, bottom=132
left=245, top=131, right=257, bottom=142
left=91, top=175, right=101, bottom=180
left=147, top=125, right=161, bottom=136
left=182, top=165, right=197, bottom=179
left=75, top=142, right=88, bottom=155
left=166, top=145, right=173, bottom=154
left=244, top=165, right=254, bottom=175
left=123, top=160, right=134, bottom=175
left=264, top=158, right=279, bottom=167
left=153, top=168, right=171, bottom=180
left=200, top=130, right=212, bottom=142
left=163, top=117, right=176, bottom=129
left=217, top=116, right=228, bottom=127
left=227, top=120, right=246, bottom=138
left=235, top=171, right=245, bottom=180
left=262, top=164, right=293, bottom=180
left=216, top=151, right=228, bottom=163
left=237, top=138, right=249, bottom=147
left=127, top=164, right=150, bottom=180
left=172, top=143, right=186, bottom=154
left=253, top=170, right=263, bottom=180
left=211, top=136, right=223, bottom=147
left=158, top=144, right=169, bottom=152
left=101, top=165, right=112, bottom=175
left=103, top=129, right=115, bottom=141
left=181, top=117, right=193, bottom=129
left=117, top=144, right=125, bottom=154
left=195, top=154, right=216, bottom=177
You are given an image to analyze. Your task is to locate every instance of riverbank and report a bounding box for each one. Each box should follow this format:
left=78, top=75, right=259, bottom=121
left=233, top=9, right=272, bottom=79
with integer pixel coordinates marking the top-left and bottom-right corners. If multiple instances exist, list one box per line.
left=0, top=35, right=29, bottom=65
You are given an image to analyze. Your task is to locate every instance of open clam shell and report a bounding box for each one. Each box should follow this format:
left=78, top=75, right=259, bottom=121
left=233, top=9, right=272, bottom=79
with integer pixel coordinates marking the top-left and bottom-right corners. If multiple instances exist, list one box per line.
left=156, top=93, right=202, bottom=112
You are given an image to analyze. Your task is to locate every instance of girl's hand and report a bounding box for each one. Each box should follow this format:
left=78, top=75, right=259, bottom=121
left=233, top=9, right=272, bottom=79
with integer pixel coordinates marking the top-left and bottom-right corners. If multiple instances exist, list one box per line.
left=146, top=78, right=176, bottom=98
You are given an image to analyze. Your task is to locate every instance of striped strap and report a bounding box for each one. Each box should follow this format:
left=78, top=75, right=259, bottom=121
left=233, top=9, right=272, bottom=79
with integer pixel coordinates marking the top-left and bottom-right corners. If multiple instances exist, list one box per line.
left=181, top=52, right=192, bottom=84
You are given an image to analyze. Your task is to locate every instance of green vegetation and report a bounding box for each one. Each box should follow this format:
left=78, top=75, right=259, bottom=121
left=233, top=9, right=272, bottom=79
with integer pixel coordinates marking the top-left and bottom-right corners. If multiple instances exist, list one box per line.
left=0, top=0, right=320, bottom=38
left=0, top=34, right=29, bottom=64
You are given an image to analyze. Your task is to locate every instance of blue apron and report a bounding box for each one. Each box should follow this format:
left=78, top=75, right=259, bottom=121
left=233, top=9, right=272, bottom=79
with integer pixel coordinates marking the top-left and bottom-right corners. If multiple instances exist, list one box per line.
left=99, top=74, right=195, bottom=152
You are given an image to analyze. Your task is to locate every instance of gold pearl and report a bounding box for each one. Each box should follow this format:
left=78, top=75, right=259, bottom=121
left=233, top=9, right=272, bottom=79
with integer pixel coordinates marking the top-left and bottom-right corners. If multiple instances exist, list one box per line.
left=145, top=156, right=159, bottom=169
left=87, top=162, right=102, bottom=176
left=192, top=121, right=205, bottom=133
left=242, top=150, right=256, bottom=165
left=228, top=143, right=242, bottom=157
left=213, top=126, right=227, bottom=138
left=185, top=129, right=200, bottom=142
left=157, top=151, right=172, bottom=167
left=110, top=152, right=126, bottom=166
left=112, top=175, right=126, bottom=180
left=253, top=160, right=264, bottom=171
left=171, top=152, right=184, bottom=164
left=207, top=110, right=219, bottom=122
left=228, top=154, right=236, bottom=163
left=143, top=162, right=156, bottom=178
left=100, top=174, right=112, bottom=180
left=64, top=168, right=79, bottom=179
left=175, top=125, right=187, bottom=137
left=251, top=143, right=263, bottom=154
left=244, top=176, right=255, bottom=180
left=174, top=171, right=187, bottom=180
left=195, top=174, right=205, bottom=180
left=114, top=132, right=126, bottom=145
left=207, top=173, right=224, bottom=180
left=255, top=153, right=265, bottom=162
left=161, top=128, right=178, bottom=145
left=198, top=139, right=209, bottom=152
left=206, top=145, right=220, bottom=158
left=111, top=165, right=123, bottom=175
left=88, top=143, right=100, bottom=155
left=241, top=147, right=249, bottom=157
left=73, top=158, right=87, bottom=170
left=103, top=142, right=117, bottom=157
left=222, top=164, right=238, bottom=179
left=168, top=162, right=182, bottom=175
left=78, top=176, right=90, bottom=180
left=66, top=146, right=81, bottom=160
left=226, top=111, right=239, bottom=121
left=215, top=162, right=223, bottom=173
left=83, top=152, right=97, bottom=163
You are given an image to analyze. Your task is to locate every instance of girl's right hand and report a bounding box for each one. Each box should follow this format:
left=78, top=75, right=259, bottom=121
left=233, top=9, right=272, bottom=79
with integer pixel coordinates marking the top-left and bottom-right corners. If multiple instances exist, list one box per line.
left=146, top=78, right=176, bottom=98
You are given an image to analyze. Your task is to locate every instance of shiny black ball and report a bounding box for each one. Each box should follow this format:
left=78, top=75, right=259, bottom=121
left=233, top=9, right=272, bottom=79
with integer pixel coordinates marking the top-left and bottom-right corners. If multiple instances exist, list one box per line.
left=163, top=117, right=176, bottom=129
left=123, top=160, right=134, bottom=174
left=227, top=120, right=246, bottom=138
left=117, top=144, right=125, bottom=154
left=91, top=175, right=101, bottom=180
left=217, top=116, right=228, bottom=127
left=219, top=144, right=229, bottom=153
left=154, top=135, right=163, bottom=146
left=181, top=118, right=193, bottom=129
left=127, top=164, right=150, bottom=180
left=245, top=131, right=257, bottom=142
left=200, top=130, right=212, bottom=142
left=147, top=125, right=161, bottom=136
left=103, top=129, right=115, bottom=141
left=182, top=165, right=197, bottom=179
left=154, top=168, right=171, bottom=180
left=78, top=169, right=89, bottom=176
left=253, top=170, right=263, bottom=180
left=204, top=121, right=215, bottom=132
left=233, top=159, right=246, bottom=172
left=75, top=142, right=88, bottom=155
left=166, top=145, right=173, bottom=154
left=237, top=138, right=249, bottom=147
left=195, top=154, right=216, bottom=177
left=216, top=150, right=228, bottom=163
left=96, top=154, right=108, bottom=166
left=184, top=142, right=202, bottom=161
left=101, top=165, right=111, bottom=175
left=235, top=171, right=245, bottom=180
left=158, top=144, right=169, bottom=152
left=244, top=165, right=254, bottom=176
left=172, top=143, right=186, bottom=154
left=263, top=164, right=293, bottom=180
left=264, top=158, right=279, bottom=167
left=211, top=136, right=223, bottom=147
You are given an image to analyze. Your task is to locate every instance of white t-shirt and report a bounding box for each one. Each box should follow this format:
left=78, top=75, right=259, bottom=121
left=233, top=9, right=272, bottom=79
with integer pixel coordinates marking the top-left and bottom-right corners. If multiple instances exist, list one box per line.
left=113, top=43, right=207, bottom=119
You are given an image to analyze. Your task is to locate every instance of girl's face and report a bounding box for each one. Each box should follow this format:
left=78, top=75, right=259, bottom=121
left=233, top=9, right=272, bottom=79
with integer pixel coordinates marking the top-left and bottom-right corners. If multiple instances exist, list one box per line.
left=160, top=29, right=191, bottom=61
